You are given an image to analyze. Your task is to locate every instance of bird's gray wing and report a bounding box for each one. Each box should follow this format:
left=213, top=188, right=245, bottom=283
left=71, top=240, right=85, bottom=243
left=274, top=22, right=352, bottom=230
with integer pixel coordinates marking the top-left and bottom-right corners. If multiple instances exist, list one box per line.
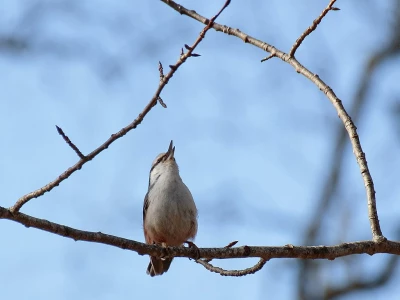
left=144, top=172, right=162, bottom=222
left=143, top=192, right=149, bottom=222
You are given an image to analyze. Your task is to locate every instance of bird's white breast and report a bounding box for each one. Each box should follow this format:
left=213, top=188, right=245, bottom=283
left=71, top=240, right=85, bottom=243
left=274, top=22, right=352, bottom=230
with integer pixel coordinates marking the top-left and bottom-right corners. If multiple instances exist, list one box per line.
left=145, top=166, right=197, bottom=245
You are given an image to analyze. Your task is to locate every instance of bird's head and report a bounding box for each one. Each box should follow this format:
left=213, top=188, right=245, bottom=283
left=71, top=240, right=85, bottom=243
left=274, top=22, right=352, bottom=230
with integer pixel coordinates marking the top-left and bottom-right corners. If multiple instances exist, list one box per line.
left=149, top=140, right=179, bottom=183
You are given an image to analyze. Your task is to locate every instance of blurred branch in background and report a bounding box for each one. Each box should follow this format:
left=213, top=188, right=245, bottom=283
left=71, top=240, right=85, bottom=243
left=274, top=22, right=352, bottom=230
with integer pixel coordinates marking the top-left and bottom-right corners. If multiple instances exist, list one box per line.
left=324, top=255, right=399, bottom=299
left=298, top=0, right=400, bottom=299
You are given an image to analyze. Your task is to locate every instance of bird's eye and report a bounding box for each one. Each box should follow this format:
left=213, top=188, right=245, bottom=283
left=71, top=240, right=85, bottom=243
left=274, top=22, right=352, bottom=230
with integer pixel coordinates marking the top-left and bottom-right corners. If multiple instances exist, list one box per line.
left=157, top=155, right=166, bottom=164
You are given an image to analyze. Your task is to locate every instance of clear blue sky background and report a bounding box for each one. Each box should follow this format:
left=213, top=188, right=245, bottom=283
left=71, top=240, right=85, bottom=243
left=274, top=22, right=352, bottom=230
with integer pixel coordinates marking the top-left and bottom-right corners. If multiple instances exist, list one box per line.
left=1, top=0, right=400, bottom=299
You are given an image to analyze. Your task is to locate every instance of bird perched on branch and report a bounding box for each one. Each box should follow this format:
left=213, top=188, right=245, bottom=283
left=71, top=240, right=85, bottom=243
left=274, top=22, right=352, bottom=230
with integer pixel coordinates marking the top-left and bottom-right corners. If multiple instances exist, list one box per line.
left=143, top=140, right=198, bottom=276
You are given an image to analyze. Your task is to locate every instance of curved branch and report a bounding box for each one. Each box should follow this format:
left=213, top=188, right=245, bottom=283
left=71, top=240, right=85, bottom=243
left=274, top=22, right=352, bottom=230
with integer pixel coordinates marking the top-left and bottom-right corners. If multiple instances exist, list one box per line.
left=196, top=258, right=267, bottom=276
left=299, top=13, right=400, bottom=300
left=161, top=0, right=383, bottom=241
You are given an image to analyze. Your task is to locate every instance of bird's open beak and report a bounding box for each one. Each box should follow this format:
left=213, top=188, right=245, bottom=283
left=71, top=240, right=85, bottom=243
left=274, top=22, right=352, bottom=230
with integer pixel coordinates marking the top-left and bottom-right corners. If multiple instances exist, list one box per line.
left=166, top=140, right=175, bottom=159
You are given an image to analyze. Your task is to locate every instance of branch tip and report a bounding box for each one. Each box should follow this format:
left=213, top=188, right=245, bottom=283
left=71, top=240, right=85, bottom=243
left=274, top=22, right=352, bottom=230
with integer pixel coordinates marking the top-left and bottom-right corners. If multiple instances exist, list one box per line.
left=55, top=125, right=86, bottom=160
left=289, top=0, right=337, bottom=57
left=261, top=54, right=276, bottom=62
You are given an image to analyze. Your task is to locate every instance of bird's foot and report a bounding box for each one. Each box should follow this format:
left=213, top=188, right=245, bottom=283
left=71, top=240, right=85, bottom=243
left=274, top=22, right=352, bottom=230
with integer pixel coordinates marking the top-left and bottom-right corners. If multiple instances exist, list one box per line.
left=184, top=241, right=200, bottom=260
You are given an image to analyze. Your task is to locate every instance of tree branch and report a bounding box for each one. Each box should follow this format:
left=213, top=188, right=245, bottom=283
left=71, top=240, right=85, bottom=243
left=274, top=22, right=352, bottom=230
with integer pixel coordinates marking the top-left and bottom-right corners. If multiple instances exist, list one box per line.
left=288, top=0, right=338, bottom=57
left=297, top=2, right=400, bottom=297
left=1, top=206, right=400, bottom=262
left=161, top=0, right=384, bottom=241
left=9, top=0, right=230, bottom=214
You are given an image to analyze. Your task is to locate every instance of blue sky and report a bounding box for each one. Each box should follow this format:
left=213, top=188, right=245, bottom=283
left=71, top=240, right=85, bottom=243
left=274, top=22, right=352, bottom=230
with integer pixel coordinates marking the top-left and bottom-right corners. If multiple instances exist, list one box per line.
left=1, top=0, right=400, bottom=299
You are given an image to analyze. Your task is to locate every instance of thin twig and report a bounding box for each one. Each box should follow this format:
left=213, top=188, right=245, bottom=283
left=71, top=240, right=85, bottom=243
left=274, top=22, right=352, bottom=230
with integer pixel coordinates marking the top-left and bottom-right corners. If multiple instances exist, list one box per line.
left=161, top=0, right=384, bottom=241
left=288, top=0, right=338, bottom=57
left=260, top=53, right=276, bottom=62
left=55, top=125, right=86, bottom=159
left=9, top=0, right=231, bottom=214
left=158, top=96, right=167, bottom=108
left=158, top=61, right=164, bottom=79
left=196, top=258, right=267, bottom=277
left=1, top=206, right=400, bottom=261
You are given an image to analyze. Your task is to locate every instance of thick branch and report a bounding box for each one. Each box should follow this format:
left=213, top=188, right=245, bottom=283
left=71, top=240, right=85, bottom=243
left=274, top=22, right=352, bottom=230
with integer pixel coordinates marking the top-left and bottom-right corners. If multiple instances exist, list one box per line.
left=161, top=0, right=383, bottom=241
left=1, top=206, right=400, bottom=261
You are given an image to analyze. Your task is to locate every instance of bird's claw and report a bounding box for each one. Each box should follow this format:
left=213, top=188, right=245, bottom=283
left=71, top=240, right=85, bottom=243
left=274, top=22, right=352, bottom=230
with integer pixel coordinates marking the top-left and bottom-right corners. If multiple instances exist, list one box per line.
left=184, top=241, right=200, bottom=260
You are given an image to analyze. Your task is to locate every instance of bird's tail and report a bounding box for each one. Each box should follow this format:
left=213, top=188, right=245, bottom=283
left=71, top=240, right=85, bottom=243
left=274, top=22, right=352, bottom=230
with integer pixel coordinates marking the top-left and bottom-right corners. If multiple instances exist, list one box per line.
left=146, top=257, right=173, bottom=277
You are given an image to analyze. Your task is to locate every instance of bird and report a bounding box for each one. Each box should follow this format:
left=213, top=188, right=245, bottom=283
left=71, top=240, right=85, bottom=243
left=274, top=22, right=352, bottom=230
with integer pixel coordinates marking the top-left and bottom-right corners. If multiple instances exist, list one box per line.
left=143, top=140, right=198, bottom=276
